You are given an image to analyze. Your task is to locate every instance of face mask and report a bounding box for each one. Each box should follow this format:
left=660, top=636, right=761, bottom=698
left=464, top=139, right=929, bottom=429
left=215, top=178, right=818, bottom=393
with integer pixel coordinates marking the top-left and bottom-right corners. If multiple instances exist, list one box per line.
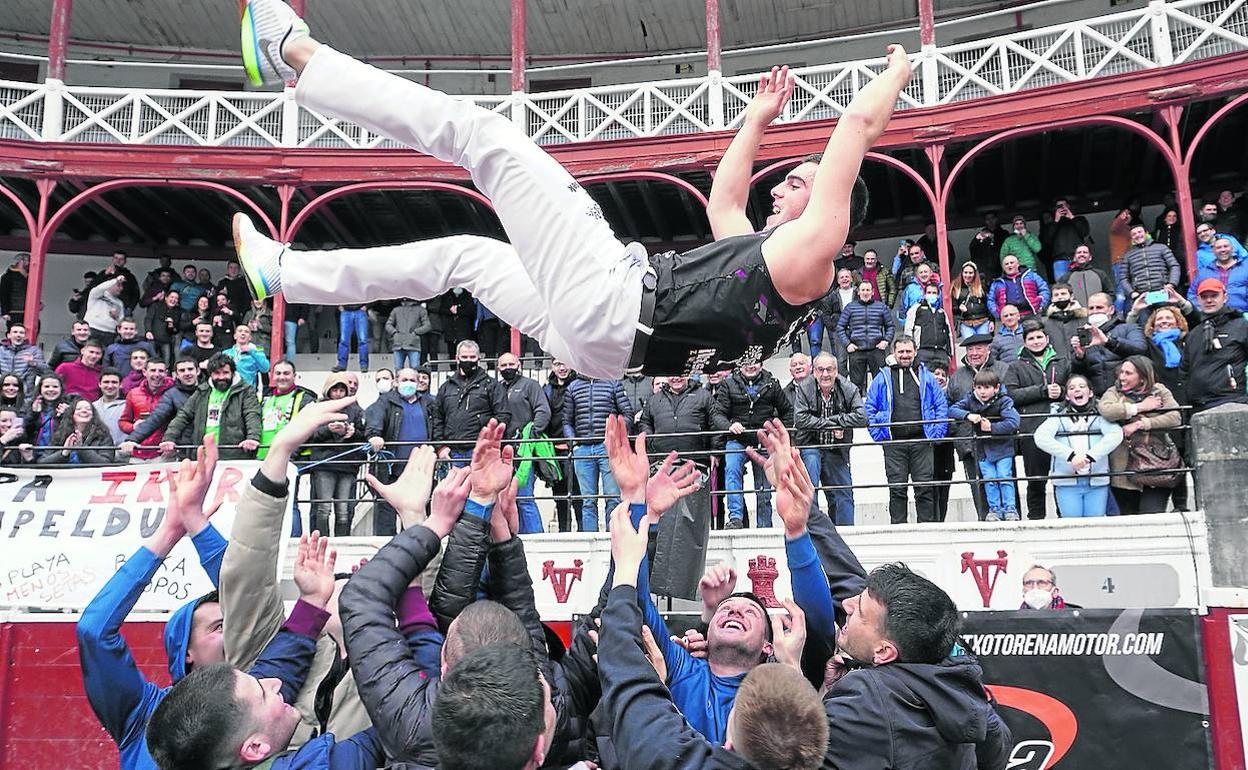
left=500, top=368, right=519, bottom=383
left=1023, top=588, right=1053, bottom=610
left=1053, top=299, right=1071, bottom=310
left=376, top=379, right=393, bottom=393
left=1088, top=313, right=1109, bottom=327
left=925, top=295, right=940, bottom=307
left=458, top=360, right=479, bottom=377
left=397, top=382, right=418, bottom=398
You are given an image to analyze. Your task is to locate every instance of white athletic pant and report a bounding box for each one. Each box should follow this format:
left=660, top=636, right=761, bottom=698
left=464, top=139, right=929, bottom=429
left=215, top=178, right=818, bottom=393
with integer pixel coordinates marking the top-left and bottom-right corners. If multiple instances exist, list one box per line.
left=284, top=46, right=644, bottom=379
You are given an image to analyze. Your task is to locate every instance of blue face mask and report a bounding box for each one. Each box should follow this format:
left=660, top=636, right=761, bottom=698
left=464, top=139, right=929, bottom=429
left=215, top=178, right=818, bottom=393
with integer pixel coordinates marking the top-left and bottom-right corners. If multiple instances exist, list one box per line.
left=397, top=382, right=419, bottom=398
left=925, top=294, right=940, bottom=306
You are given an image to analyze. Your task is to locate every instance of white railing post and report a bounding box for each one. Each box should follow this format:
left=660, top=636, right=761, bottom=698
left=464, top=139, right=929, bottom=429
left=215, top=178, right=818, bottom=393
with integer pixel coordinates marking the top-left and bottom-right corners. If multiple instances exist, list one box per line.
left=280, top=86, right=298, bottom=147
left=921, top=45, right=939, bottom=106
left=40, top=78, right=64, bottom=141
left=511, top=91, right=528, bottom=139
left=707, top=70, right=724, bottom=130
left=1148, top=0, right=1175, bottom=66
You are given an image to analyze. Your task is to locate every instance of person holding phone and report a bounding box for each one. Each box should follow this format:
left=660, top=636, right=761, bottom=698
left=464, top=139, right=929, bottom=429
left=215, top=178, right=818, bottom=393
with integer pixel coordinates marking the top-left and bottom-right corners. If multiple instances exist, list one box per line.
left=1119, top=223, right=1181, bottom=323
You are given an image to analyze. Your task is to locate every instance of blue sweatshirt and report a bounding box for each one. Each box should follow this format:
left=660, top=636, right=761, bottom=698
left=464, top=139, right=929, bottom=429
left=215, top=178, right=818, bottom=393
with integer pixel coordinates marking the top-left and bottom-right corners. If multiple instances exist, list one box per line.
left=630, top=503, right=835, bottom=744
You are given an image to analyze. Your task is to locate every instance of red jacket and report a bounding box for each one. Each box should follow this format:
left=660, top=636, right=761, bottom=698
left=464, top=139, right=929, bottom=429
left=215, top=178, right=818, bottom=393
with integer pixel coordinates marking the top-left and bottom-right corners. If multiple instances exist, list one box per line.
left=120, top=377, right=172, bottom=458
left=55, top=360, right=102, bottom=402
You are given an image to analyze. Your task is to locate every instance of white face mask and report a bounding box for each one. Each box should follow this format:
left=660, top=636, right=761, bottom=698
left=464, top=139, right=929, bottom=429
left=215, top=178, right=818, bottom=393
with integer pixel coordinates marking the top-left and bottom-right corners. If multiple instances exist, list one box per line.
left=376, top=379, right=393, bottom=393
left=1087, top=313, right=1110, bottom=328
left=1023, top=588, right=1053, bottom=610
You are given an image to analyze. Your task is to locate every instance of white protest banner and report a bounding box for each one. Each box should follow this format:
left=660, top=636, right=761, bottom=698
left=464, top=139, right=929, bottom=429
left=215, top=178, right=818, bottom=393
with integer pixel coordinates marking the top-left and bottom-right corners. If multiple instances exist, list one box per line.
left=0, top=461, right=294, bottom=612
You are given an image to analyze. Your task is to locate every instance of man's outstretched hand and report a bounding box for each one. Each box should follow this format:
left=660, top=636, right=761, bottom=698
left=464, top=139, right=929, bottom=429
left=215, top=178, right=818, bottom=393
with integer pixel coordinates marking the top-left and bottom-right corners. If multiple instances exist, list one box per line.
left=748, top=419, right=812, bottom=538
left=366, top=444, right=436, bottom=529
left=646, top=451, right=701, bottom=516
left=605, top=414, right=701, bottom=514
left=170, top=435, right=223, bottom=536
left=609, top=502, right=656, bottom=588
left=745, top=65, right=795, bottom=127
left=769, top=598, right=808, bottom=670
left=262, top=396, right=357, bottom=482
left=293, top=531, right=337, bottom=610
left=426, top=466, right=473, bottom=539
left=469, top=419, right=513, bottom=504
left=490, top=477, right=520, bottom=542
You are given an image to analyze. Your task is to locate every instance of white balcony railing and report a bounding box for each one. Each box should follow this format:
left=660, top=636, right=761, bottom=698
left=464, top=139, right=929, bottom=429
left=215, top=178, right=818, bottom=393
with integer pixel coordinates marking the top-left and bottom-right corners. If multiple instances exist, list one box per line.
left=0, top=0, right=1244, bottom=149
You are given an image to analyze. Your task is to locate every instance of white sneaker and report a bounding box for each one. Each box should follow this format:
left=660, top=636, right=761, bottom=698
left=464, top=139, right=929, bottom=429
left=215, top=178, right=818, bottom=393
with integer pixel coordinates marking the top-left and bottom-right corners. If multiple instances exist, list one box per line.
left=1003, top=510, right=1020, bottom=522
left=233, top=213, right=285, bottom=300
left=985, top=512, right=1000, bottom=522
left=240, top=0, right=309, bottom=87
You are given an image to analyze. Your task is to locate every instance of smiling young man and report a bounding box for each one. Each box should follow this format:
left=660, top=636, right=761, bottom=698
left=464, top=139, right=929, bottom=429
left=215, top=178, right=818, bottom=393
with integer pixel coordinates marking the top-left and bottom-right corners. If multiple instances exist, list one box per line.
left=231, top=0, right=909, bottom=378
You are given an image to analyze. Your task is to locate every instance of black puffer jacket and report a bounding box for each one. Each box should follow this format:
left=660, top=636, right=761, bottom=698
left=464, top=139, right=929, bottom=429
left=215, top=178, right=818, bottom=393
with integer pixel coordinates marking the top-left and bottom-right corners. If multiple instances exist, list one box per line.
left=637, top=384, right=726, bottom=456
left=432, top=368, right=509, bottom=445
left=714, top=369, right=790, bottom=447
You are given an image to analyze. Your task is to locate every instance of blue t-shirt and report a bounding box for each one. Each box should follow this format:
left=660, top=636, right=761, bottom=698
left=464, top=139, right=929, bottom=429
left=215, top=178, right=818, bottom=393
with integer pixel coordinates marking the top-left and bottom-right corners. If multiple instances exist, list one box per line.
left=396, top=398, right=428, bottom=459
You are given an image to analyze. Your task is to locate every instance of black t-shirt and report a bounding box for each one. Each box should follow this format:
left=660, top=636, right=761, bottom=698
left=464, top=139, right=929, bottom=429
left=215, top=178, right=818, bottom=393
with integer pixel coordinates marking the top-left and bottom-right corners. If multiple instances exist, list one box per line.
left=641, top=231, right=816, bottom=376
left=890, top=366, right=924, bottom=439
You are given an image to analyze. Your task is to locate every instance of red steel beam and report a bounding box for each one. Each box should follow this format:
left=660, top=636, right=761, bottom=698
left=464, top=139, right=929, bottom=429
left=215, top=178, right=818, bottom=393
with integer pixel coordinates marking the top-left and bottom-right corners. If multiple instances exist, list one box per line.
left=289, top=0, right=306, bottom=17
left=47, top=0, right=74, bottom=81
left=706, top=0, right=722, bottom=73
left=511, top=0, right=526, bottom=93
left=918, top=0, right=936, bottom=47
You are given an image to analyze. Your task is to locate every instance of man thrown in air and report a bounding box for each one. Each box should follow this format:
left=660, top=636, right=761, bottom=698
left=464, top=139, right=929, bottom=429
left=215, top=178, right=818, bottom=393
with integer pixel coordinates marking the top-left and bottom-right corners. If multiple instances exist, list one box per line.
left=233, top=0, right=911, bottom=378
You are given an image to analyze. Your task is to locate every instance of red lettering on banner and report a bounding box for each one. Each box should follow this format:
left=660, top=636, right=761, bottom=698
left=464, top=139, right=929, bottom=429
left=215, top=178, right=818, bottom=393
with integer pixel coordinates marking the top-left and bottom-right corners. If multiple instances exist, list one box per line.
left=136, top=469, right=171, bottom=503
left=90, top=471, right=138, bottom=504
left=541, top=559, right=583, bottom=604
left=747, top=555, right=781, bottom=608
left=210, top=467, right=244, bottom=507
left=961, top=550, right=1009, bottom=607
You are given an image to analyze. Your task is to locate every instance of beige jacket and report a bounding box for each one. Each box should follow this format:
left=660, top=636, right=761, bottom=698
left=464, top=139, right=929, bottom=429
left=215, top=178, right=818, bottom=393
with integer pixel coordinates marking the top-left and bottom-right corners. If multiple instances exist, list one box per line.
left=220, top=480, right=371, bottom=745
left=1097, top=383, right=1182, bottom=491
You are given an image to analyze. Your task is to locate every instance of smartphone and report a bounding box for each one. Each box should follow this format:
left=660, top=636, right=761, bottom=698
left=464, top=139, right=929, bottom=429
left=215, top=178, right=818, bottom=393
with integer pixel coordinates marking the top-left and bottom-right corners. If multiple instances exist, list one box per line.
left=1145, top=290, right=1168, bottom=305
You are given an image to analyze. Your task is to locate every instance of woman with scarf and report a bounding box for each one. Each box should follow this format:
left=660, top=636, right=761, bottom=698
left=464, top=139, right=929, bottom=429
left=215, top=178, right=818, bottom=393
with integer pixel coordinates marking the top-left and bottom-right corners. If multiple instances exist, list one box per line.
left=1141, top=306, right=1190, bottom=511
left=950, top=260, right=992, bottom=339
left=1098, top=355, right=1182, bottom=514
left=21, top=374, right=74, bottom=450
left=32, top=398, right=116, bottom=465
left=1034, top=375, right=1122, bottom=517
left=307, top=372, right=366, bottom=535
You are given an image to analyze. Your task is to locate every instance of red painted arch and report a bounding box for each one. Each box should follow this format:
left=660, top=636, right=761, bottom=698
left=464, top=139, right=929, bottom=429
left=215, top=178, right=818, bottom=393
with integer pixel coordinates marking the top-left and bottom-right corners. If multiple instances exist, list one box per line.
left=1183, top=90, right=1248, bottom=169
left=284, top=180, right=495, bottom=242
left=577, top=171, right=710, bottom=208
left=0, top=183, right=36, bottom=238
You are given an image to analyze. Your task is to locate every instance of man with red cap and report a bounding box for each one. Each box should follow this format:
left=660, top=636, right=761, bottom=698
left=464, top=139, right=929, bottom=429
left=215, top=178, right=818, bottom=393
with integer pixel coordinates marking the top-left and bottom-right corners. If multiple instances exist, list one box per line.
left=1183, top=277, right=1248, bottom=413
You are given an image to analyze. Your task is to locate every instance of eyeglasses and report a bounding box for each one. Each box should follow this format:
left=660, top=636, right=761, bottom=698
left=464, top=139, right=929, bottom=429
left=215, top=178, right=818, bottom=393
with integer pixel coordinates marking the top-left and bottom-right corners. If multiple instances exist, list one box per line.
left=1022, top=579, right=1053, bottom=588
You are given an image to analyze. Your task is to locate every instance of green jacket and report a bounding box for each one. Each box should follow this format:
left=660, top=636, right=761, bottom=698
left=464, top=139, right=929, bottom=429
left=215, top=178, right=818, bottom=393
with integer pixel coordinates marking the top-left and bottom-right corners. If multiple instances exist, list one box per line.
left=165, top=381, right=263, bottom=459
left=999, top=231, right=1043, bottom=272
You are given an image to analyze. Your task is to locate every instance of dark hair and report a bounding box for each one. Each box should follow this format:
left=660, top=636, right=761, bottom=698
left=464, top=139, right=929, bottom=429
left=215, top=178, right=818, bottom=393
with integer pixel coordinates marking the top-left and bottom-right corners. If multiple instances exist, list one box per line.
left=147, top=663, right=249, bottom=770
left=1117, top=354, right=1156, bottom=392
left=205, top=353, right=236, bottom=375
left=972, top=369, right=1000, bottom=388
left=864, top=563, right=960, bottom=664
left=733, top=663, right=829, bottom=770
left=849, top=176, right=869, bottom=230
left=433, top=644, right=546, bottom=770
left=892, top=335, right=916, bottom=350
left=98, top=367, right=123, bottom=382
left=51, top=398, right=113, bottom=446
left=81, top=338, right=104, bottom=352
left=1021, top=319, right=1047, bottom=338
left=417, top=365, right=432, bottom=376
left=1051, top=282, right=1072, bottom=293
left=119, top=316, right=137, bottom=326
left=174, top=356, right=199, bottom=369
left=443, top=600, right=530, bottom=669
left=272, top=359, right=297, bottom=373
left=7, top=322, right=25, bottom=332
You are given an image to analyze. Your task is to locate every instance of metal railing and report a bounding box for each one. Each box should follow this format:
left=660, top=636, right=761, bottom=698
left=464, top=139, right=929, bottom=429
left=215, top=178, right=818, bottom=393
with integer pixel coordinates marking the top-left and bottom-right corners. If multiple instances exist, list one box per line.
left=1, top=0, right=1243, bottom=146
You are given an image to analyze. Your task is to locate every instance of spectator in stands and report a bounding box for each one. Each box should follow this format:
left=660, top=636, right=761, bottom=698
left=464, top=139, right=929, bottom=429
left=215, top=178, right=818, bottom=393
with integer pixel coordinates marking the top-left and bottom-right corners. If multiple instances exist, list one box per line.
left=1041, top=282, right=1085, bottom=358
left=56, top=338, right=104, bottom=401
left=783, top=352, right=811, bottom=418
left=989, top=254, right=1049, bottom=320
left=433, top=340, right=507, bottom=464
left=1120, top=224, right=1180, bottom=313
left=145, top=289, right=181, bottom=365
left=1215, top=189, right=1244, bottom=239
left=621, top=370, right=653, bottom=425
left=123, top=347, right=152, bottom=395
left=1071, top=292, right=1147, bottom=395
left=104, top=318, right=154, bottom=378
left=84, top=275, right=126, bottom=342
left=1142, top=306, right=1190, bottom=512
left=1000, top=213, right=1043, bottom=274
left=915, top=220, right=954, bottom=263
left=138, top=266, right=175, bottom=310
left=1189, top=236, right=1248, bottom=313
left=718, top=361, right=788, bottom=529
left=161, top=353, right=262, bottom=461
left=33, top=398, right=115, bottom=465
left=904, top=282, right=952, bottom=371
left=1107, top=207, right=1134, bottom=278
left=371, top=366, right=394, bottom=399
left=949, top=369, right=1021, bottom=522
left=244, top=298, right=272, bottom=345
left=497, top=351, right=551, bottom=532
left=342, top=370, right=360, bottom=397
left=928, top=362, right=957, bottom=521
left=0, top=408, right=24, bottom=464
left=894, top=242, right=937, bottom=301
left=119, top=357, right=200, bottom=459
left=224, top=324, right=271, bottom=388
left=415, top=365, right=431, bottom=394
left=443, top=287, right=476, bottom=346
left=1020, top=565, right=1081, bottom=610
left=386, top=297, right=432, bottom=370
left=197, top=267, right=214, bottom=290
left=968, top=221, right=1005, bottom=283
left=22, top=373, right=71, bottom=448
left=838, top=280, right=895, bottom=393
left=809, top=269, right=856, bottom=357
left=0, top=322, right=47, bottom=394
left=564, top=374, right=631, bottom=531
left=1065, top=244, right=1114, bottom=310
left=794, top=352, right=865, bottom=525
left=183, top=321, right=219, bottom=372
left=544, top=359, right=579, bottom=532
left=282, top=301, right=307, bottom=361
left=94, top=368, right=126, bottom=444
left=1153, top=207, right=1186, bottom=270
left=991, top=304, right=1024, bottom=364
left=639, top=373, right=725, bottom=463
left=0, top=252, right=28, bottom=325
left=92, top=251, right=140, bottom=312
left=0, top=374, right=25, bottom=428
left=210, top=292, right=239, bottom=349
left=1041, top=198, right=1091, bottom=280
left=1194, top=220, right=1247, bottom=270
left=1035, top=374, right=1123, bottom=518
left=183, top=293, right=213, bottom=342
left=951, top=261, right=991, bottom=339
left=67, top=271, right=95, bottom=319
left=837, top=239, right=865, bottom=272
left=307, top=373, right=365, bottom=535
left=1183, top=278, right=1248, bottom=413
left=333, top=303, right=370, bottom=373
left=258, top=359, right=316, bottom=460
left=216, top=260, right=251, bottom=315
left=860, top=249, right=896, bottom=307
left=897, top=262, right=937, bottom=321
left=866, top=336, right=948, bottom=524
left=365, top=367, right=436, bottom=536
left=118, top=359, right=171, bottom=462
left=1099, top=356, right=1182, bottom=514
left=1005, top=320, right=1070, bottom=519
left=49, top=320, right=93, bottom=369
left=946, top=334, right=1010, bottom=520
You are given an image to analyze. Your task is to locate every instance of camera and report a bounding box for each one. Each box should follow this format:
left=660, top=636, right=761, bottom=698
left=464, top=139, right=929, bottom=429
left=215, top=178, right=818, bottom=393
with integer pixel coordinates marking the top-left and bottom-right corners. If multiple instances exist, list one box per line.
left=1076, top=328, right=1092, bottom=347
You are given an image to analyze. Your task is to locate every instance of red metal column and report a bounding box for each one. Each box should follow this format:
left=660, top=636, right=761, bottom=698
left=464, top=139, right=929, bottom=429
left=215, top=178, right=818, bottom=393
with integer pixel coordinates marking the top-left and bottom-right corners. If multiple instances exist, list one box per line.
left=706, top=0, right=722, bottom=73
left=289, top=0, right=306, bottom=17
left=22, top=180, right=56, bottom=339
left=511, top=0, right=526, bottom=93
left=47, top=0, right=74, bottom=81
left=271, top=184, right=295, bottom=360
left=918, top=0, right=936, bottom=46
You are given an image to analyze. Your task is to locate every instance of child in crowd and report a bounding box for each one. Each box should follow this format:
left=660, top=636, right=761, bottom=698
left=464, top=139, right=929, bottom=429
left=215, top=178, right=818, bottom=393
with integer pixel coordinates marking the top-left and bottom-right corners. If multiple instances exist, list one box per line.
left=949, top=369, right=1021, bottom=521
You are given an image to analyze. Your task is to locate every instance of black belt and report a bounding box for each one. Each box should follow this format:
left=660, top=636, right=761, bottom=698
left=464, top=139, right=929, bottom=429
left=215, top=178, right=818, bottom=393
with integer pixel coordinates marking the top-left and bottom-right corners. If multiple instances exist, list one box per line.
left=627, top=268, right=658, bottom=371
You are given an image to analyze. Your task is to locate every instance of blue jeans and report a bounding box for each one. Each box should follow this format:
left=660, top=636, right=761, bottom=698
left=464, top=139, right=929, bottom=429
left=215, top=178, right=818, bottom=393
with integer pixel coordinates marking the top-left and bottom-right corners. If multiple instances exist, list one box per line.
left=394, top=349, right=421, bottom=370
left=573, top=443, right=619, bottom=532
left=516, top=473, right=543, bottom=534
left=1054, top=479, right=1109, bottom=517
left=979, top=456, right=1017, bottom=515
left=958, top=319, right=992, bottom=340
left=338, top=309, right=370, bottom=369
left=283, top=320, right=298, bottom=361
left=808, top=318, right=836, bottom=357
left=801, top=447, right=855, bottom=526
left=1052, top=259, right=1070, bottom=282
left=725, top=440, right=772, bottom=527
